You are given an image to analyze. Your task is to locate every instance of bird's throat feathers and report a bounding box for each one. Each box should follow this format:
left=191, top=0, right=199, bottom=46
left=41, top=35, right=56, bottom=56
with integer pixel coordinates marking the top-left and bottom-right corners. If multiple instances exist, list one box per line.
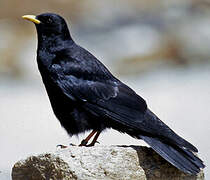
left=37, top=33, right=74, bottom=68
left=37, top=33, right=73, bottom=51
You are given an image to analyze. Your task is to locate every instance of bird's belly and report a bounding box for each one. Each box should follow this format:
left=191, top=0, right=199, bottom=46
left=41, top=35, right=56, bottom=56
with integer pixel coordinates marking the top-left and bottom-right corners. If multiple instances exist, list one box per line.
left=46, top=91, right=93, bottom=135
left=53, top=102, right=106, bottom=136
left=47, top=88, right=104, bottom=135
left=41, top=74, right=106, bottom=135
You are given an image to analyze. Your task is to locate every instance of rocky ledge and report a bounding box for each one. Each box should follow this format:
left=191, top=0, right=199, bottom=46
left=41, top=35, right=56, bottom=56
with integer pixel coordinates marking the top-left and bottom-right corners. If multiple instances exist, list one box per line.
left=12, top=145, right=204, bottom=180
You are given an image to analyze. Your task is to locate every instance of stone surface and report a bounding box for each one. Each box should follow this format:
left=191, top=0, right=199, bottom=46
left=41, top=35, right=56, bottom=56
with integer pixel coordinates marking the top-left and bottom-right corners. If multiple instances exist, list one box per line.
left=12, top=146, right=204, bottom=180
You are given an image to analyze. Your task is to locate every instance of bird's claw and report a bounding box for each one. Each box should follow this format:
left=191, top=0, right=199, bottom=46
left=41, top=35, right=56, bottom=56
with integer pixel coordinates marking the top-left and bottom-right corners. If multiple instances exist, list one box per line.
left=69, top=143, right=77, bottom=146
left=79, top=139, right=88, bottom=146
left=56, top=144, right=68, bottom=149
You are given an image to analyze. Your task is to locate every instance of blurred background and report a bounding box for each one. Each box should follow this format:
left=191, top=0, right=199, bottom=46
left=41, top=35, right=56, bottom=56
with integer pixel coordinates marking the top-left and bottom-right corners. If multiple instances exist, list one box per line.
left=0, top=0, right=209, bottom=179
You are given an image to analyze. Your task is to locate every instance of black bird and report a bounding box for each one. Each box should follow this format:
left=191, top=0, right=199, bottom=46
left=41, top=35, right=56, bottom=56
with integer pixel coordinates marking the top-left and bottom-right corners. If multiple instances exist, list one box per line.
left=22, top=13, right=204, bottom=174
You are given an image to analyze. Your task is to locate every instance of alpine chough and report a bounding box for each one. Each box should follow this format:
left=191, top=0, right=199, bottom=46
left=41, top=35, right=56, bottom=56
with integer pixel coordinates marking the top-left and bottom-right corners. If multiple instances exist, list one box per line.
left=22, top=13, right=205, bottom=174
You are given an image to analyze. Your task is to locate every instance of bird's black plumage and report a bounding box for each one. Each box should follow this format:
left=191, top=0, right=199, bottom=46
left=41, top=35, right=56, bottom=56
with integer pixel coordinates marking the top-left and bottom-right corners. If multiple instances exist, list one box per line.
left=24, top=13, right=204, bottom=174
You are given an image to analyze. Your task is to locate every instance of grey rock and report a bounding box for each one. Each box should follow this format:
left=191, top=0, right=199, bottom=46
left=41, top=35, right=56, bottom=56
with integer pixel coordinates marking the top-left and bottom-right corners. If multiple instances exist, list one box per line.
left=12, top=146, right=204, bottom=180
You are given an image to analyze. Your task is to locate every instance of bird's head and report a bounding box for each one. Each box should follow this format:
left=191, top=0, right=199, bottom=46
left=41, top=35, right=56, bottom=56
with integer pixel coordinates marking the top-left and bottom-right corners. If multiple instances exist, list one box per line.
left=22, top=13, right=71, bottom=42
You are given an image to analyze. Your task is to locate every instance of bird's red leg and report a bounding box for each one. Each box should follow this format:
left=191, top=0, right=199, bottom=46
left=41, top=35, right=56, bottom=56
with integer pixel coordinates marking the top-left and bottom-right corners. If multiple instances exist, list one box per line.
left=86, top=131, right=101, bottom=147
left=57, top=130, right=99, bottom=148
left=79, top=130, right=97, bottom=146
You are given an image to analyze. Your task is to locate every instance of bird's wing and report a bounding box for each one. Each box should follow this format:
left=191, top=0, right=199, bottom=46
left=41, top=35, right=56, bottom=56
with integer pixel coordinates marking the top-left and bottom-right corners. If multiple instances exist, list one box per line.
left=49, top=62, right=197, bottom=152
left=49, top=62, right=147, bottom=126
left=140, top=135, right=204, bottom=174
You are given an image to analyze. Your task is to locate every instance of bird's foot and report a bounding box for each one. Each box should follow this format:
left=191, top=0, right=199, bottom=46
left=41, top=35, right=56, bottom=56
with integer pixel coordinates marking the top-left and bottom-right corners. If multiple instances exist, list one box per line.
left=79, top=139, right=88, bottom=146
left=69, top=143, right=77, bottom=146
left=79, top=140, right=100, bottom=147
left=79, top=130, right=101, bottom=147
left=56, top=144, right=68, bottom=149
left=57, top=143, right=77, bottom=149
left=85, top=141, right=100, bottom=147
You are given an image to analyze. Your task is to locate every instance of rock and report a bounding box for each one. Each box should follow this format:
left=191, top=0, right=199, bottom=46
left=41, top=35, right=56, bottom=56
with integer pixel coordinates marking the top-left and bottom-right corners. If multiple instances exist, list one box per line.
left=12, top=145, right=204, bottom=180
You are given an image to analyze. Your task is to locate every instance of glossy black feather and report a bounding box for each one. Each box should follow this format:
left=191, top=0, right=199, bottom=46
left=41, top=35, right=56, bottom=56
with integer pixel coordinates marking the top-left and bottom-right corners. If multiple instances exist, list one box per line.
left=140, top=135, right=205, bottom=174
left=32, top=13, right=204, bottom=174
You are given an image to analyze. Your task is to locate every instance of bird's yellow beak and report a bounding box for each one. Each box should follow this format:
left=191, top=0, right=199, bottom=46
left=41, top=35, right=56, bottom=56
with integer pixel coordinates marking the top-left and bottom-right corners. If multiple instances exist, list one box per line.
left=22, top=15, right=41, bottom=24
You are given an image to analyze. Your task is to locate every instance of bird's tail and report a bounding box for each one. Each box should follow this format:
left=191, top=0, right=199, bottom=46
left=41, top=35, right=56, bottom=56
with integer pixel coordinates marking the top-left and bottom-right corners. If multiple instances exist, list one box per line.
left=140, top=135, right=205, bottom=175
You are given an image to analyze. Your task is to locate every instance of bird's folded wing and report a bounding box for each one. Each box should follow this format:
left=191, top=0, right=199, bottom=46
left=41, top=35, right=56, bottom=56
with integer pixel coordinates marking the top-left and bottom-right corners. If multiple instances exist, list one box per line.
left=50, top=64, right=147, bottom=125
left=50, top=63, right=185, bottom=138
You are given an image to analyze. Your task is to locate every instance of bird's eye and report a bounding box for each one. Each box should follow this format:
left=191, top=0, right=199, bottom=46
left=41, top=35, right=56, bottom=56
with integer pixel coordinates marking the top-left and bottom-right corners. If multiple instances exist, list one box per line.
left=46, top=18, right=53, bottom=24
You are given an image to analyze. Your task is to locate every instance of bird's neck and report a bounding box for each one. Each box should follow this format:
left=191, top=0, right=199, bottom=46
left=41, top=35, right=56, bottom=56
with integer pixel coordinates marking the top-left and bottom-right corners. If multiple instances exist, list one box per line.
left=37, top=34, right=74, bottom=52
left=37, top=34, right=74, bottom=69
